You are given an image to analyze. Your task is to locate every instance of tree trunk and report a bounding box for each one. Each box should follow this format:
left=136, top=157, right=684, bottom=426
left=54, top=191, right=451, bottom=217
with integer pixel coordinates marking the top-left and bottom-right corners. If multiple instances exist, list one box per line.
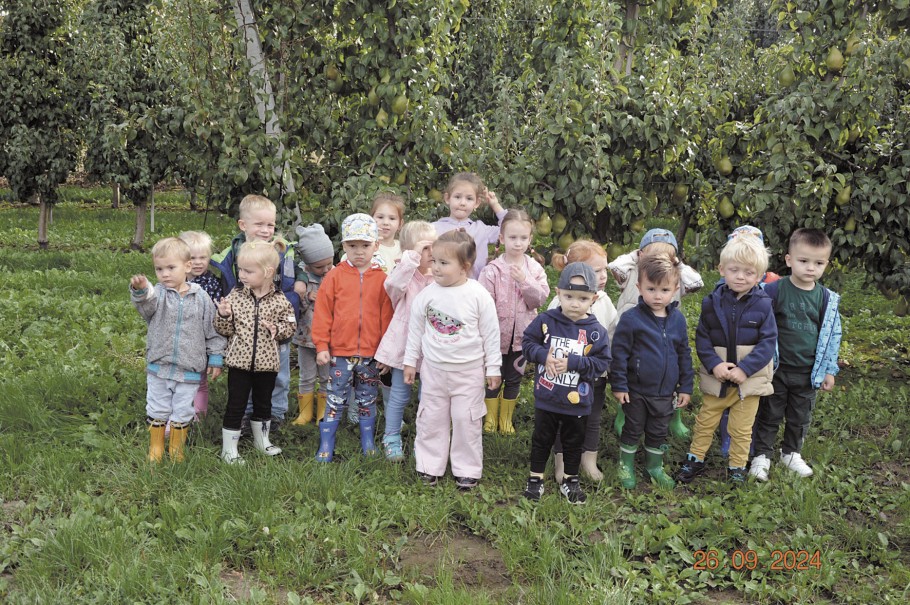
left=131, top=195, right=148, bottom=251
left=189, top=188, right=198, bottom=211
left=150, top=189, right=155, bottom=233
left=37, top=195, right=49, bottom=250
left=112, top=183, right=120, bottom=208
left=614, top=2, right=640, bottom=78
left=676, top=209, right=693, bottom=261
left=232, top=0, right=300, bottom=225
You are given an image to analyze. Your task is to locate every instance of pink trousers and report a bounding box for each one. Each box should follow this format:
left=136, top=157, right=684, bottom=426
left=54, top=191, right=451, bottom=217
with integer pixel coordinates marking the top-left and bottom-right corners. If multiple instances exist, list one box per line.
left=414, top=360, right=486, bottom=479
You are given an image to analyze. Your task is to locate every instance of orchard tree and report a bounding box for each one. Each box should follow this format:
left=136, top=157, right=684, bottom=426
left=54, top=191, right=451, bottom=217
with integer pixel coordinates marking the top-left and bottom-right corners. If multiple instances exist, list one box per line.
left=0, top=0, right=80, bottom=248
left=79, top=0, right=176, bottom=249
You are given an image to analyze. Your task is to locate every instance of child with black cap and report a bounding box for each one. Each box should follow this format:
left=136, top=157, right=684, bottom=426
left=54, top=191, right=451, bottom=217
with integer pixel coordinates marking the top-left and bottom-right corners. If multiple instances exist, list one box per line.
left=521, top=262, right=612, bottom=504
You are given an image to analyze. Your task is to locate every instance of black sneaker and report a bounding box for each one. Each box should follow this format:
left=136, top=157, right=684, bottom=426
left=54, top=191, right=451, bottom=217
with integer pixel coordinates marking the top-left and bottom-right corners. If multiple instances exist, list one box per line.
left=417, top=472, right=439, bottom=487
left=455, top=476, right=479, bottom=491
left=269, top=416, right=283, bottom=435
left=239, top=416, right=252, bottom=439
left=676, top=454, right=706, bottom=483
left=559, top=476, right=587, bottom=505
left=728, top=466, right=748, bottom=486
left=523, top=476, right=544, bottom=501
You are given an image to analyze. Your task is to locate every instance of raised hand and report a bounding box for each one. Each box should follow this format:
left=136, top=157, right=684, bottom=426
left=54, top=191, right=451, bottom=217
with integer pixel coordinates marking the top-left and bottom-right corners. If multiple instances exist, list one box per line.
left=130, top=274, right=149, bottom=290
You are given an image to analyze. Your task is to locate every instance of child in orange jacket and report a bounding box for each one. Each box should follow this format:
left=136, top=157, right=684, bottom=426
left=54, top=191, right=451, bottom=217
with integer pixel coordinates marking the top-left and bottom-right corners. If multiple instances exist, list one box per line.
left=311, top=213, right=394, bottom=461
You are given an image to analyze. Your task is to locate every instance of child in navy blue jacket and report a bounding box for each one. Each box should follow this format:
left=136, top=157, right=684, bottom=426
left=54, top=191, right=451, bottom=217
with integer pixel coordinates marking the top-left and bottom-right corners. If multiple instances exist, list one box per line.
left=676, top=236, right=777, bottom=486
left=611, top=255, right=694, bottom=489
left=521, top=263, right=611, bottom=505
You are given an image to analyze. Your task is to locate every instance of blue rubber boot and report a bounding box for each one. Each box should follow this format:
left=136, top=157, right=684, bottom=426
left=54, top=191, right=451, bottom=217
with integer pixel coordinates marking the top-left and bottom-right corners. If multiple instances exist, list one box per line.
left=359, top=414, right=378, bottom=456
left=719, top=409, right=731, bottom=457
left=316, top=416, right=340, bottom=462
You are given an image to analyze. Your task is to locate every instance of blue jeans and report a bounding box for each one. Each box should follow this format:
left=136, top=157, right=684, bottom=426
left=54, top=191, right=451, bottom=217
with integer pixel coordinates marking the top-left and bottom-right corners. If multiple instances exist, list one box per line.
left=383, top=368, right=412, bottom=438
left=245, top=341, right=291, bottom=419
left=325, top=356, right=380, bottom=421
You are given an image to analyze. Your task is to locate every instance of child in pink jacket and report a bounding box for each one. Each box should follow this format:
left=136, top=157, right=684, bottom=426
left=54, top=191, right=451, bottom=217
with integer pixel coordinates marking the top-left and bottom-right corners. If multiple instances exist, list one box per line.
left=478, top=208, right=550, bottom=435
left=374, top=221, right=438, bottom=461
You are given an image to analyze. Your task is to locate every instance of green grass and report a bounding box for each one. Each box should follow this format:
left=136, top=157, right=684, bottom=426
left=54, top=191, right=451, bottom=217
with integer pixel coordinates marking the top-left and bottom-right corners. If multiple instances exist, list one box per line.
left=1, top=204, right=909, bottom=603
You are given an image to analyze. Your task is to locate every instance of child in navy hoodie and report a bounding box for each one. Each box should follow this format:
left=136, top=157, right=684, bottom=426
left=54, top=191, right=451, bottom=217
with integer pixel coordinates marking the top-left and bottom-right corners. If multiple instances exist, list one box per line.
left=610, top=255, right=694, bottom=490
left=521, top=263, right=611, bottom=504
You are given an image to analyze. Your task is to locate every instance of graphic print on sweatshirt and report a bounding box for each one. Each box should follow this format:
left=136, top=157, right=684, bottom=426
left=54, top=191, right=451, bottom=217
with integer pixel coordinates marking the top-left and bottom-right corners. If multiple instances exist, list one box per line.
left=426, top=305, right=464, bottom=337
left=536, top=323, right=593, bottom=402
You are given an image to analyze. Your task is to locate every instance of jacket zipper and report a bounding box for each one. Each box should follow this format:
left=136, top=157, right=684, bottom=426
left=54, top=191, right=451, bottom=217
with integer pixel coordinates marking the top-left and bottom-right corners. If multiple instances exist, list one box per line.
left=250, top=293, right=261, bottom=372
left=169, top=290, right=186, bottom=380
left=357, top=270, right=364, bottom=356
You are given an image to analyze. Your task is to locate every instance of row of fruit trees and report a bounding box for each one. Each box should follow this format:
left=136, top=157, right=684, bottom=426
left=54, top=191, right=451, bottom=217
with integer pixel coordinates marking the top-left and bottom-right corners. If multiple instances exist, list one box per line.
left=0, top=0, right=908, bottom=305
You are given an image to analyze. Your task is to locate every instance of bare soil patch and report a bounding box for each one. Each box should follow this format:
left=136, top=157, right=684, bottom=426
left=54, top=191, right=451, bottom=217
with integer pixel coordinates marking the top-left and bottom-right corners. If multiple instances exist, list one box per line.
left=399, top=532, right=512, bottom=594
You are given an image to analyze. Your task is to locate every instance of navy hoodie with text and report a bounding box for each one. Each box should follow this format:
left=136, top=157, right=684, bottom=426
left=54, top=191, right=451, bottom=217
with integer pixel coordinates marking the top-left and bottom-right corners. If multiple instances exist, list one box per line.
left=522, top=308, right=611, bottom=416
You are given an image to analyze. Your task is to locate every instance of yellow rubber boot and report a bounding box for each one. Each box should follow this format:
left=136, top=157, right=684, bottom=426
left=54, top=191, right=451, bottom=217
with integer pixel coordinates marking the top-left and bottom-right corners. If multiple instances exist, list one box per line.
left=148, top=420, right=166, bottom=463
left=499, top=398, right=518, bottom=435
left=292, top=392, right=315, bottom=425
left=315, top=392, right=327, bottom=425
left=168, top=422, right=189, bottom=463
left=483, top=397, right=500, bottom=434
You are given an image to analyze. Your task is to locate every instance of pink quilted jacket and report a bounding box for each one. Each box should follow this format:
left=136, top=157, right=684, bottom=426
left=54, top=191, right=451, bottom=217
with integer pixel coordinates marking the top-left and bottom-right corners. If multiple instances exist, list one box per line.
left=477, top=255, right=550, bottom=353
left=374, top=250, right=434, bottom=369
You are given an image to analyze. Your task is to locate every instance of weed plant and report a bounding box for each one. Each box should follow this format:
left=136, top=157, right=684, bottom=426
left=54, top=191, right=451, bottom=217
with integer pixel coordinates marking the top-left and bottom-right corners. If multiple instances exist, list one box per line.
left=0, top=204, right=908, bottom=603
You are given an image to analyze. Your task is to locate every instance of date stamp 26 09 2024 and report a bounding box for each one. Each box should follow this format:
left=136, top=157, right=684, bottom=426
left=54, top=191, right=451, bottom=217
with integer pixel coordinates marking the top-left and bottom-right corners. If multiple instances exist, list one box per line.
left=692, top=549, right=822, bottom=572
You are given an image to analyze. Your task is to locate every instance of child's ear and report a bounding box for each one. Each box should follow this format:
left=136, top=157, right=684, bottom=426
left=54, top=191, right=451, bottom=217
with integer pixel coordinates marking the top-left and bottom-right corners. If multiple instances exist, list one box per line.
left=237, top=219, right=247, bottom=232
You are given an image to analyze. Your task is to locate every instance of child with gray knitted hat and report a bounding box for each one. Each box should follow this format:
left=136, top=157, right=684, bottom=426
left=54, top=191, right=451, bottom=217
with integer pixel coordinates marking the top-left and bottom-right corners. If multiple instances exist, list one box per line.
left=290, top=224, right=336, bottom=426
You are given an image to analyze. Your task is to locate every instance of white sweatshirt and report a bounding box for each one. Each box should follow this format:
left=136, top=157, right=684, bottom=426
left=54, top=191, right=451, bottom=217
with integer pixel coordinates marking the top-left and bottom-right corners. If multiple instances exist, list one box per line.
left=404, top=280, right=502, bottom=376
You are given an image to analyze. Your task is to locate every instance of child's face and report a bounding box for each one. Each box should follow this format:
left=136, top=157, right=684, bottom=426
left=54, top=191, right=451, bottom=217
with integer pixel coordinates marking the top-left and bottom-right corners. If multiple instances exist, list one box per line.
left=237, top=257, right=272, bottom=289
left=305, top=257, right=334, bottom=277
left=499, top=220, right=532, bottom=257
left=719, top=262, right=761, bottom=296
left=373, top=203, right=402, bottom=245
left=342, top=240, right=378, bottom=271
left=154, top=253, right=192, bottom=290
left=638, top=275, right=678, bottom=316
left=585, top=256, right=609, bottom=290
left=785, top=241, right=831, bottom=289
left=557, top=278, right=596, bottom=321
left=188, top=248, right=211, bottom=278
left=238, top=208, right=277, bottom=242
left=431, top=244, right=468, bottom=287
left=444, top=182, right=480, bottom=221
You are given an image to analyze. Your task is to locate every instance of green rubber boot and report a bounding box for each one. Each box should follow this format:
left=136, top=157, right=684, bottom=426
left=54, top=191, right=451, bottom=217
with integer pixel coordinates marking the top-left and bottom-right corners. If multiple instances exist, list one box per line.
left=669, top=407, right=690, bottom=439
left=618, top=445, right=637, bottom=489
left=613, top=403, right=625, bottom=437
left=645, top=446, right=676, bottom=490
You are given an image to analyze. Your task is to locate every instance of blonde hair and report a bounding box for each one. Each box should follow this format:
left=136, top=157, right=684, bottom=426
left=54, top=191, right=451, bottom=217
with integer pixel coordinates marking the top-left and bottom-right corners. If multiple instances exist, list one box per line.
left=551, top=239, right=606, bottom=270
left=640, top=241, right=678, bottom=263
left=178, top=230, right=213, bottom=255
left=237, top=240, right=280, bottom=277
left=371, top=193, right=405, bottom=223
left=720, top=235, right=769, bottom=275
left=238, top=194, right=276, bottom=220
left=151, top=237, right=191, bottom=262
left=399, top=220, right=436, bottom=252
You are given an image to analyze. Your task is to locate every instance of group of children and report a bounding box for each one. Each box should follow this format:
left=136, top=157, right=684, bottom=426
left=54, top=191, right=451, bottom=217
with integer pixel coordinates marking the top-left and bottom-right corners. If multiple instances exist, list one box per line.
left=131, top=173, right=842, bottom=504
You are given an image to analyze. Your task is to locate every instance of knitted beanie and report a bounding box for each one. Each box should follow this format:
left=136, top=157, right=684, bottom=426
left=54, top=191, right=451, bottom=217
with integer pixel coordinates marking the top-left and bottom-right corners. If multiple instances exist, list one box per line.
left=295, top=223, right=335, bottom=264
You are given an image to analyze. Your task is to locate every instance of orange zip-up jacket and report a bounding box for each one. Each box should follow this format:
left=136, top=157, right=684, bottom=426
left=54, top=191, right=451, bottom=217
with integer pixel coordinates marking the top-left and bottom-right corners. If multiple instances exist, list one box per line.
left=311, top=261, right=393, bottom=357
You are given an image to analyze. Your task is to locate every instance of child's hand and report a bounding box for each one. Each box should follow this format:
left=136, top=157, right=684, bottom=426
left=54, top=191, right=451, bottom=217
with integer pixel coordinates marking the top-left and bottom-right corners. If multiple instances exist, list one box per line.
left=293, top=281, right=307, bottom=298
left=416, top=240, right=435, bottom=255
left=376, top=362, right=390, bottom=375
left=509, top=263, right=527, bottom=283
left=675, top=393, right=691, bottom=408
left=403, top=365, right=417, bottom=385
left=821, top=374, right=835, bottom=391
left=208, top=367, right=222, bottom=380
left=486, top=375, right=502, bottom=391
left=613, top=391, right=630, bottom=404
left=728, top=367, right=748, bottom=384
left=711, top=362, right=735, bottom=381
left=545, top=348, right=568, bottom=376
left=261, top=321, right=277, bottom=340
left=485, top=190, right=503, bottom=213
left=316, top=351, right=331, bottom=366
left=216, top=298, right=232, bottom=318
left=308, top=290, right=318, bottom=302
left=130, top=274, right=149, bottom=290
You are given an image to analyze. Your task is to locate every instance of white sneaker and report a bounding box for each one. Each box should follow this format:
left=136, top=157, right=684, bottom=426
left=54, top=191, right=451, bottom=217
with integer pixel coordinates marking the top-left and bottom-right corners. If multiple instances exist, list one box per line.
left=749, top=454, right=771, bottom=481
left=780, top=451, right=813, bottom=477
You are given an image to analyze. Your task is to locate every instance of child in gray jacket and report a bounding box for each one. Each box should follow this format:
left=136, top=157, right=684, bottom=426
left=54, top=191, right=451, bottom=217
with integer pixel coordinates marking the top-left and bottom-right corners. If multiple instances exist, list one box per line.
left=130, top=237, right=225, bottom=463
